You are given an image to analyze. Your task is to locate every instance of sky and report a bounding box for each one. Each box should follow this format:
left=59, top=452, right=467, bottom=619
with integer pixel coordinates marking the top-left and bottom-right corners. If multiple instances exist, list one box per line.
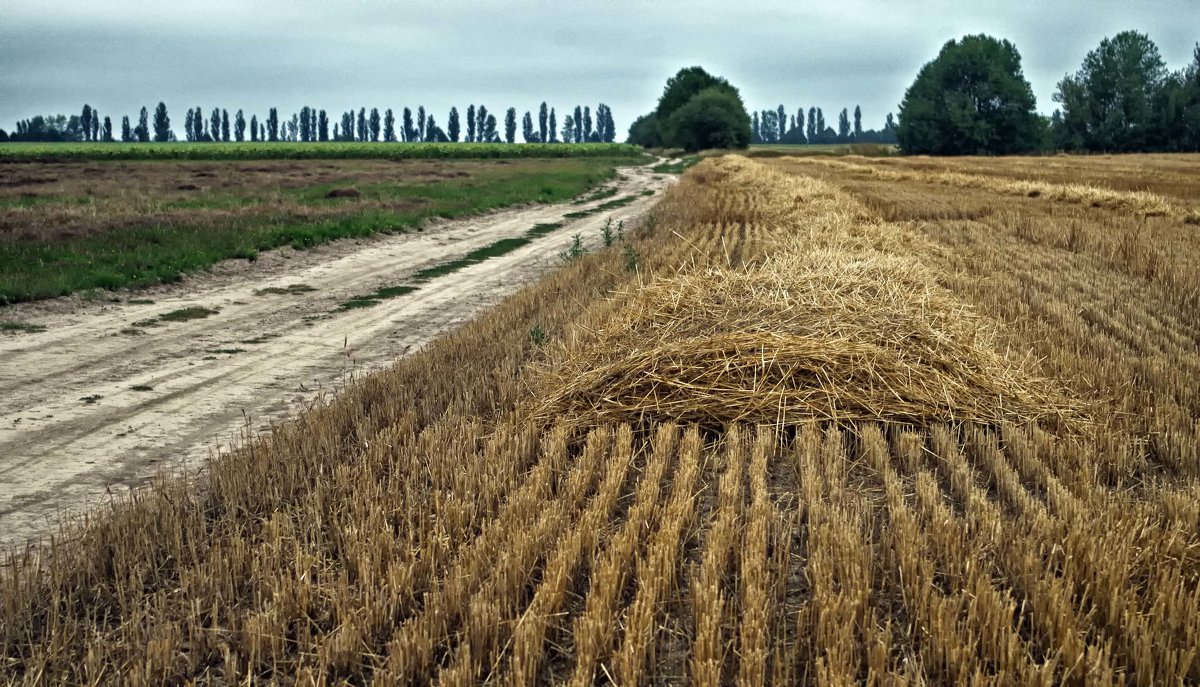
left=1, top=0, right=1196, bottom=137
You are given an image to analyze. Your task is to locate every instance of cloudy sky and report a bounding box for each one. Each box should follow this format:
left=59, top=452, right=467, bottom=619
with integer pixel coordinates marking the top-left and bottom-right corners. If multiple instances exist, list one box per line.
left=1, top=0, right=1195, bottom=137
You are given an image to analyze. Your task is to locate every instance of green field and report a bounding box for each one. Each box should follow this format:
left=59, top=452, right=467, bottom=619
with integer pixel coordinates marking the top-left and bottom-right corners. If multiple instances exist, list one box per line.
left=0, top=141, right=644, bottom=162
left=746, top=142, right=899, bottom=157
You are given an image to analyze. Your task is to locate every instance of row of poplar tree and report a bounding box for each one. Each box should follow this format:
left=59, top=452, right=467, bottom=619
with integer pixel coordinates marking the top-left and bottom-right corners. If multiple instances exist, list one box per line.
left=2, top=102, right=618, bottom=144
left=750, top=105, right=898, bottom=145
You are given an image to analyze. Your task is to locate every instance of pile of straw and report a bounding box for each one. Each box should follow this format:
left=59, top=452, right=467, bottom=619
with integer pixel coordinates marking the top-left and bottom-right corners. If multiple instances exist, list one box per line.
left=529, top=249, right=1079, bottom=430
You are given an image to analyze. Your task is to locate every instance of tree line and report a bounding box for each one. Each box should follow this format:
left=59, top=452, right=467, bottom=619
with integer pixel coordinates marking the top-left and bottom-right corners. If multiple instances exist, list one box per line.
left=749, top=105, right=897, bottom=145
left=898, top=30, right=1200, bottom=154
left=0, top=102, right=618, bottom=144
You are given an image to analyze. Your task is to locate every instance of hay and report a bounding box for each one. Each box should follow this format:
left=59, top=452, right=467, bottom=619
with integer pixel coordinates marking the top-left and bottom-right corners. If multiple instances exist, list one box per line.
left=529, top=249, right=1080, bottom=430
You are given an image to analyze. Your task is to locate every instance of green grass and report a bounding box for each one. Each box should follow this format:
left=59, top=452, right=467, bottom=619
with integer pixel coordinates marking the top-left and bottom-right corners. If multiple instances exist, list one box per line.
left=157, top=306, right=218, bottom=322
left=409, top=237, right=531, bottom=282
left=0, top=142, right=646, bottom=162
left=572, top=187, right=618, bottom=205
left=0, top=158, right=632, bottom=305
left=0, top=321, right=46, bottom=334
left=336, top=284, right=418, bottom=311
left=652, top=156, right=702, bottom=174
left=130, top=385, right=154, bottom=391
left=208, top=348, right=246, bottom=355
left=255, top=284, right=316, bottom=296
left=526, top=222, right=565, bottom=238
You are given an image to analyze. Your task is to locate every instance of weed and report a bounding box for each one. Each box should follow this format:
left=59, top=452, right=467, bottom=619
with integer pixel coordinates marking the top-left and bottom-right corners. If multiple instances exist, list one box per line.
left=337, top=298, right=381, bottom=311
left=129, top=385, right=154, bottom=392
left=601, top=218, right=616, bottom=247
left=623, top=244, right=640, bottom=272
left=559, top=234, right=587, bottom=264
left=529, top=325, right=548, bottom=346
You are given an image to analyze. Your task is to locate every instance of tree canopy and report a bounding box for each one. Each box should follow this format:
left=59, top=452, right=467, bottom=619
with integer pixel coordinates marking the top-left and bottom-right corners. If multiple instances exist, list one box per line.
left=629, top=66, right=750, bottom=150
left=897, top=34, right=1044, bottom=155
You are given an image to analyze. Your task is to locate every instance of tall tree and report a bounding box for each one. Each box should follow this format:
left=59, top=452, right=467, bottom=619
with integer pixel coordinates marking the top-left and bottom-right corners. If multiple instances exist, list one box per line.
left=357, top=108, right=367, bottom=142
left=1054, top=30, right=1169, bottom=151
left=192, top=107, right=203, bottom=141
left=583, top=106, right=593, bottom=142
left=549, top=108, right=558, bottom=143
left=796, top=108, right=806, bottom=143
left=777, top=104, right=787, bottom=141
left=806, top=106, right=817, bottom=142
left=267, top=107, right=279, bottom=142
left=424, top=114, right=439, bottom=142
left=477, top=105, right=489, bottom=142
left=562, top=114, right=575, bottom=143
left=448, top=107, right=460, bottom=142
left=185, top=109, right=195, bottom=141
left=402, top=107, right=416, bottom=142
left=299, top=107, right=311, bottom=142
left=484, top=113, right=498, bottom=142
left=853, top=105, right=863, bottom=138
left=151, top=102, right=170, bottom=142
left=207, top=108, right=218, bottom=142
left=662, top=86, right=752, bottom=152
left=417, top=106, right=426, bottom=142
left=369, top=107, right=381, bottom=142
left=102, top=116, right=113, bottom=142
left=522, top=111, right=536, bottom=142
left=505, top=107, right=517, bottom=144
left=538, top=102, right=548, bottom=143
left=91, top=110, right=100, bottom=142
left=221, top=109, right=230, bottom=142
left=136, top=106, right=150, bottom=142
left=383, top=108, right=395, bottom=142
left=898, top=34, right=1043, bottom=154
left=250, top=115, right=259, bottom=142
left=574, top=105, right=583, bottom=143
left=752, top=111, right=761, bottom=143
left=466, top=104, right=476, bottom=142
left=235, top=110, right=246, bottom=141
left=81, top=105, right=93, bottom=141
left=838, top=108, right=851, bottom=141
left=816, top=108, right=826, bottom=140
left=121, top=115, right=133, bottom=142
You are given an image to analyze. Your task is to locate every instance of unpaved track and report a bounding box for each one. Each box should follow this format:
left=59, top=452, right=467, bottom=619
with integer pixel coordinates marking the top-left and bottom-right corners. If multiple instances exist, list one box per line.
left=0, top=162, right=669, bottom=550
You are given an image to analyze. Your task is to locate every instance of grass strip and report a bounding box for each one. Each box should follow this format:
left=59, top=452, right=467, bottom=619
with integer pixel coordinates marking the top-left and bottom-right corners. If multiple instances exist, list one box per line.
left=0, top=142, right=647, bottom=162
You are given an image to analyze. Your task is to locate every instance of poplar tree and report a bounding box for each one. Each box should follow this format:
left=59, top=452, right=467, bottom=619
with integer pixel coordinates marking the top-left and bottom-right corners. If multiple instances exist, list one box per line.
left=121, top=115, right=133, bottom=141
left=853, top=105, right=863, bottom=139
left=81, top=105, right=93, bottom=141
left=448, top=107, right=460, bottom=142
left=538, top=102, right=548, bottom=143
left=549, top=108, right=558, bottom=142
left=466, top=104, right=476, bottom=142
left=369, top=107, right=381, bottom=141
left=403, top=107, right=415, bottom=142
left=235, top=110, right=246, bottom=141
left=251, top=115, right=259, bottom=142
left=505, top=108, right=517, bottom=143
left=221, top=109, right=230, bottom=142
left=102, top=116, right=113, bottom=142
left=383, top=108, right=395, bottom=142
left=417, top=106, right=426, bottom=141
left=777, top=104, right=786, bottom=140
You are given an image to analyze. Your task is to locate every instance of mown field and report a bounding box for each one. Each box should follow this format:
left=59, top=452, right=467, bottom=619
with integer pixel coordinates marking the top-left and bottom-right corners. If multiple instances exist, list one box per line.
left=0, top=142, right=643, bottom=162
left=2, top=153, right=1199, bottom=684
left=0, top=154, right=641, bottom=303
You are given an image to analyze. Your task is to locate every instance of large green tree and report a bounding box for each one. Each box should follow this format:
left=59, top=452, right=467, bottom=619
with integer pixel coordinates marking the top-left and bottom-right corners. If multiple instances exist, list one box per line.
left=1053, top=31, right=1169, bottom=152
left=663, top=86, right=752, bottom=152
left=897, top=34, right=1043, bottom=154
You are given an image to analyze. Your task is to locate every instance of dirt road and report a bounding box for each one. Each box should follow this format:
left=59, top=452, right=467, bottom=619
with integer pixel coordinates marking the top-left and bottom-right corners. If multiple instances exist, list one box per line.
left=0, top=161, right=670, bottom=550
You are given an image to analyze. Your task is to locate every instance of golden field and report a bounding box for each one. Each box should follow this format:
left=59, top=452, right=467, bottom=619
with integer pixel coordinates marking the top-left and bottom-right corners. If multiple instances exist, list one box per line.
left=2, top=153, right=1199, bottom=685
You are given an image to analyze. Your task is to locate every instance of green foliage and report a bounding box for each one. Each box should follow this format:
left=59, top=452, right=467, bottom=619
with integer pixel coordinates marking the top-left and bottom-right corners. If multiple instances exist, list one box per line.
left=663, top=87, right=753, bottom=152
left=559, top=234, right=587, bottom=264
left=1054, top=31, right=1174, bottom=152
left=601, top=218, right=616, bottom=247
left=627, top=113, right=662, bottom=147
left=0, top=141, right=644, bottom=162
left=529, top=324, right=547, bottom=346
left=623, top=243, right=639, bottom=272
left=897, top=34, right=1044, bottom=155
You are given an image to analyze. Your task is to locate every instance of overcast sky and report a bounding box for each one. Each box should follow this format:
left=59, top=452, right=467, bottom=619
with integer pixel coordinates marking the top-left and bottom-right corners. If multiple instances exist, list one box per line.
left=1, top=0, right=1196, bottom=137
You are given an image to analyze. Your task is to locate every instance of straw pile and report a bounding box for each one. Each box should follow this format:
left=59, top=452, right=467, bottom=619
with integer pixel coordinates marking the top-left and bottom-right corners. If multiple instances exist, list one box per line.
left=529, top=248, right=1079, bottom=430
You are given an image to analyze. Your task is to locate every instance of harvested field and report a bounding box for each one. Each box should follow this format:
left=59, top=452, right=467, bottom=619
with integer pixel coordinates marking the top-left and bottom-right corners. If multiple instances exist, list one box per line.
left=2, top=155, right=1198, bottom=685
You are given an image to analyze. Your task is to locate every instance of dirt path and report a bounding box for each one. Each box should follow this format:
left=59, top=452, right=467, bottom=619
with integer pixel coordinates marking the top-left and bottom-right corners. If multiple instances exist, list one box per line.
left=0, top=161, right=670, bottom=550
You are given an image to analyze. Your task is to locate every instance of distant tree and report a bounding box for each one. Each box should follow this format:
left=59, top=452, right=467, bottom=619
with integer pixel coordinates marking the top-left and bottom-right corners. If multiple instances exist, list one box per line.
left=383, top=108, right=395, bottom=142
left=505, top=107, right=517, bottom=143
left=299, top=107, right=311, bottom=142
left=1157, top=45, right=1200, bottom=151
left=184, top=109, right=195, bottom=142
left=332, top=123, right=340, bottom=141
left=90, top=110, right=100, bottom=141
left=853, top=105, right=863, bottom=138
left=816, top=108, right=826, bottom=141
left=424, top=114, right=438, bottom=142
left=898, top=34, right=1043, bottom=154
left=595, top=104, right=615, bottom=142
left=806, top=106, right=817, bottom=142
left=318, top=110, right=329, bottom=142
left=562, top=114, right=575, bottom=143
left=761, top=109, right=778, bottom=143
left=626, top=113, right=662, bottom=146
left=121, top=115, right=133, bottom=142
left=751, top=111, right=760, bottom=143
left=796, top=108, right=806, bottom=143
left=250, top=115, right=259, bottom=142
left=483, top=113, right=498, bottom=142
left=206, top=108, right=218, bottom=142
left=81, top=105, right=93, bottom=141
left=477, top=105, right=489, bottom=142
left=150, top=102, right=170, bottom=142
left=448, top=106, right=460, bottom=142
left=190, top=107, right=203, bottom=141
left=663, top=86, right=752, bottom=152
left=777, top=104, right=786, bottom=141
left=466, top=104, right=477, bottom=142
left=102, top=116, right=113, bottom=142
left=885, top=112, right=897, bottom=133
left=790, top=114, right=798, bottom=137
left=583, top=106, right=593, bottom=142
left=357, top=108, right=367, bottom=142
left=235, top=110, right=246, bottom=141
left=549, top=108, right=558, bottom=142
left=574, top=105, right=583, bottom=143
left=1054, top=30, right=1169, bottom=151
left=522, top=110, right=537, bottom=142
left=538, top=102, right=548, bottom=143
left=369, top=107, right=381, bottom=142
left=136, top=106, right=150, bottom=142
left=417, top=106, right=426, bottom=141
left=221, top=109, right=230, bottom=142
left=267, top=107, right=279, bottom=142
left=838, top=108, right=851, bottom=141
left=402, top=107, right=416, bottom=142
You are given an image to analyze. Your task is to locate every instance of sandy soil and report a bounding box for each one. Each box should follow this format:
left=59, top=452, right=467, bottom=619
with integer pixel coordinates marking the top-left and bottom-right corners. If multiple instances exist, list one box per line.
left=0, top=161, right=670, bottom=550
